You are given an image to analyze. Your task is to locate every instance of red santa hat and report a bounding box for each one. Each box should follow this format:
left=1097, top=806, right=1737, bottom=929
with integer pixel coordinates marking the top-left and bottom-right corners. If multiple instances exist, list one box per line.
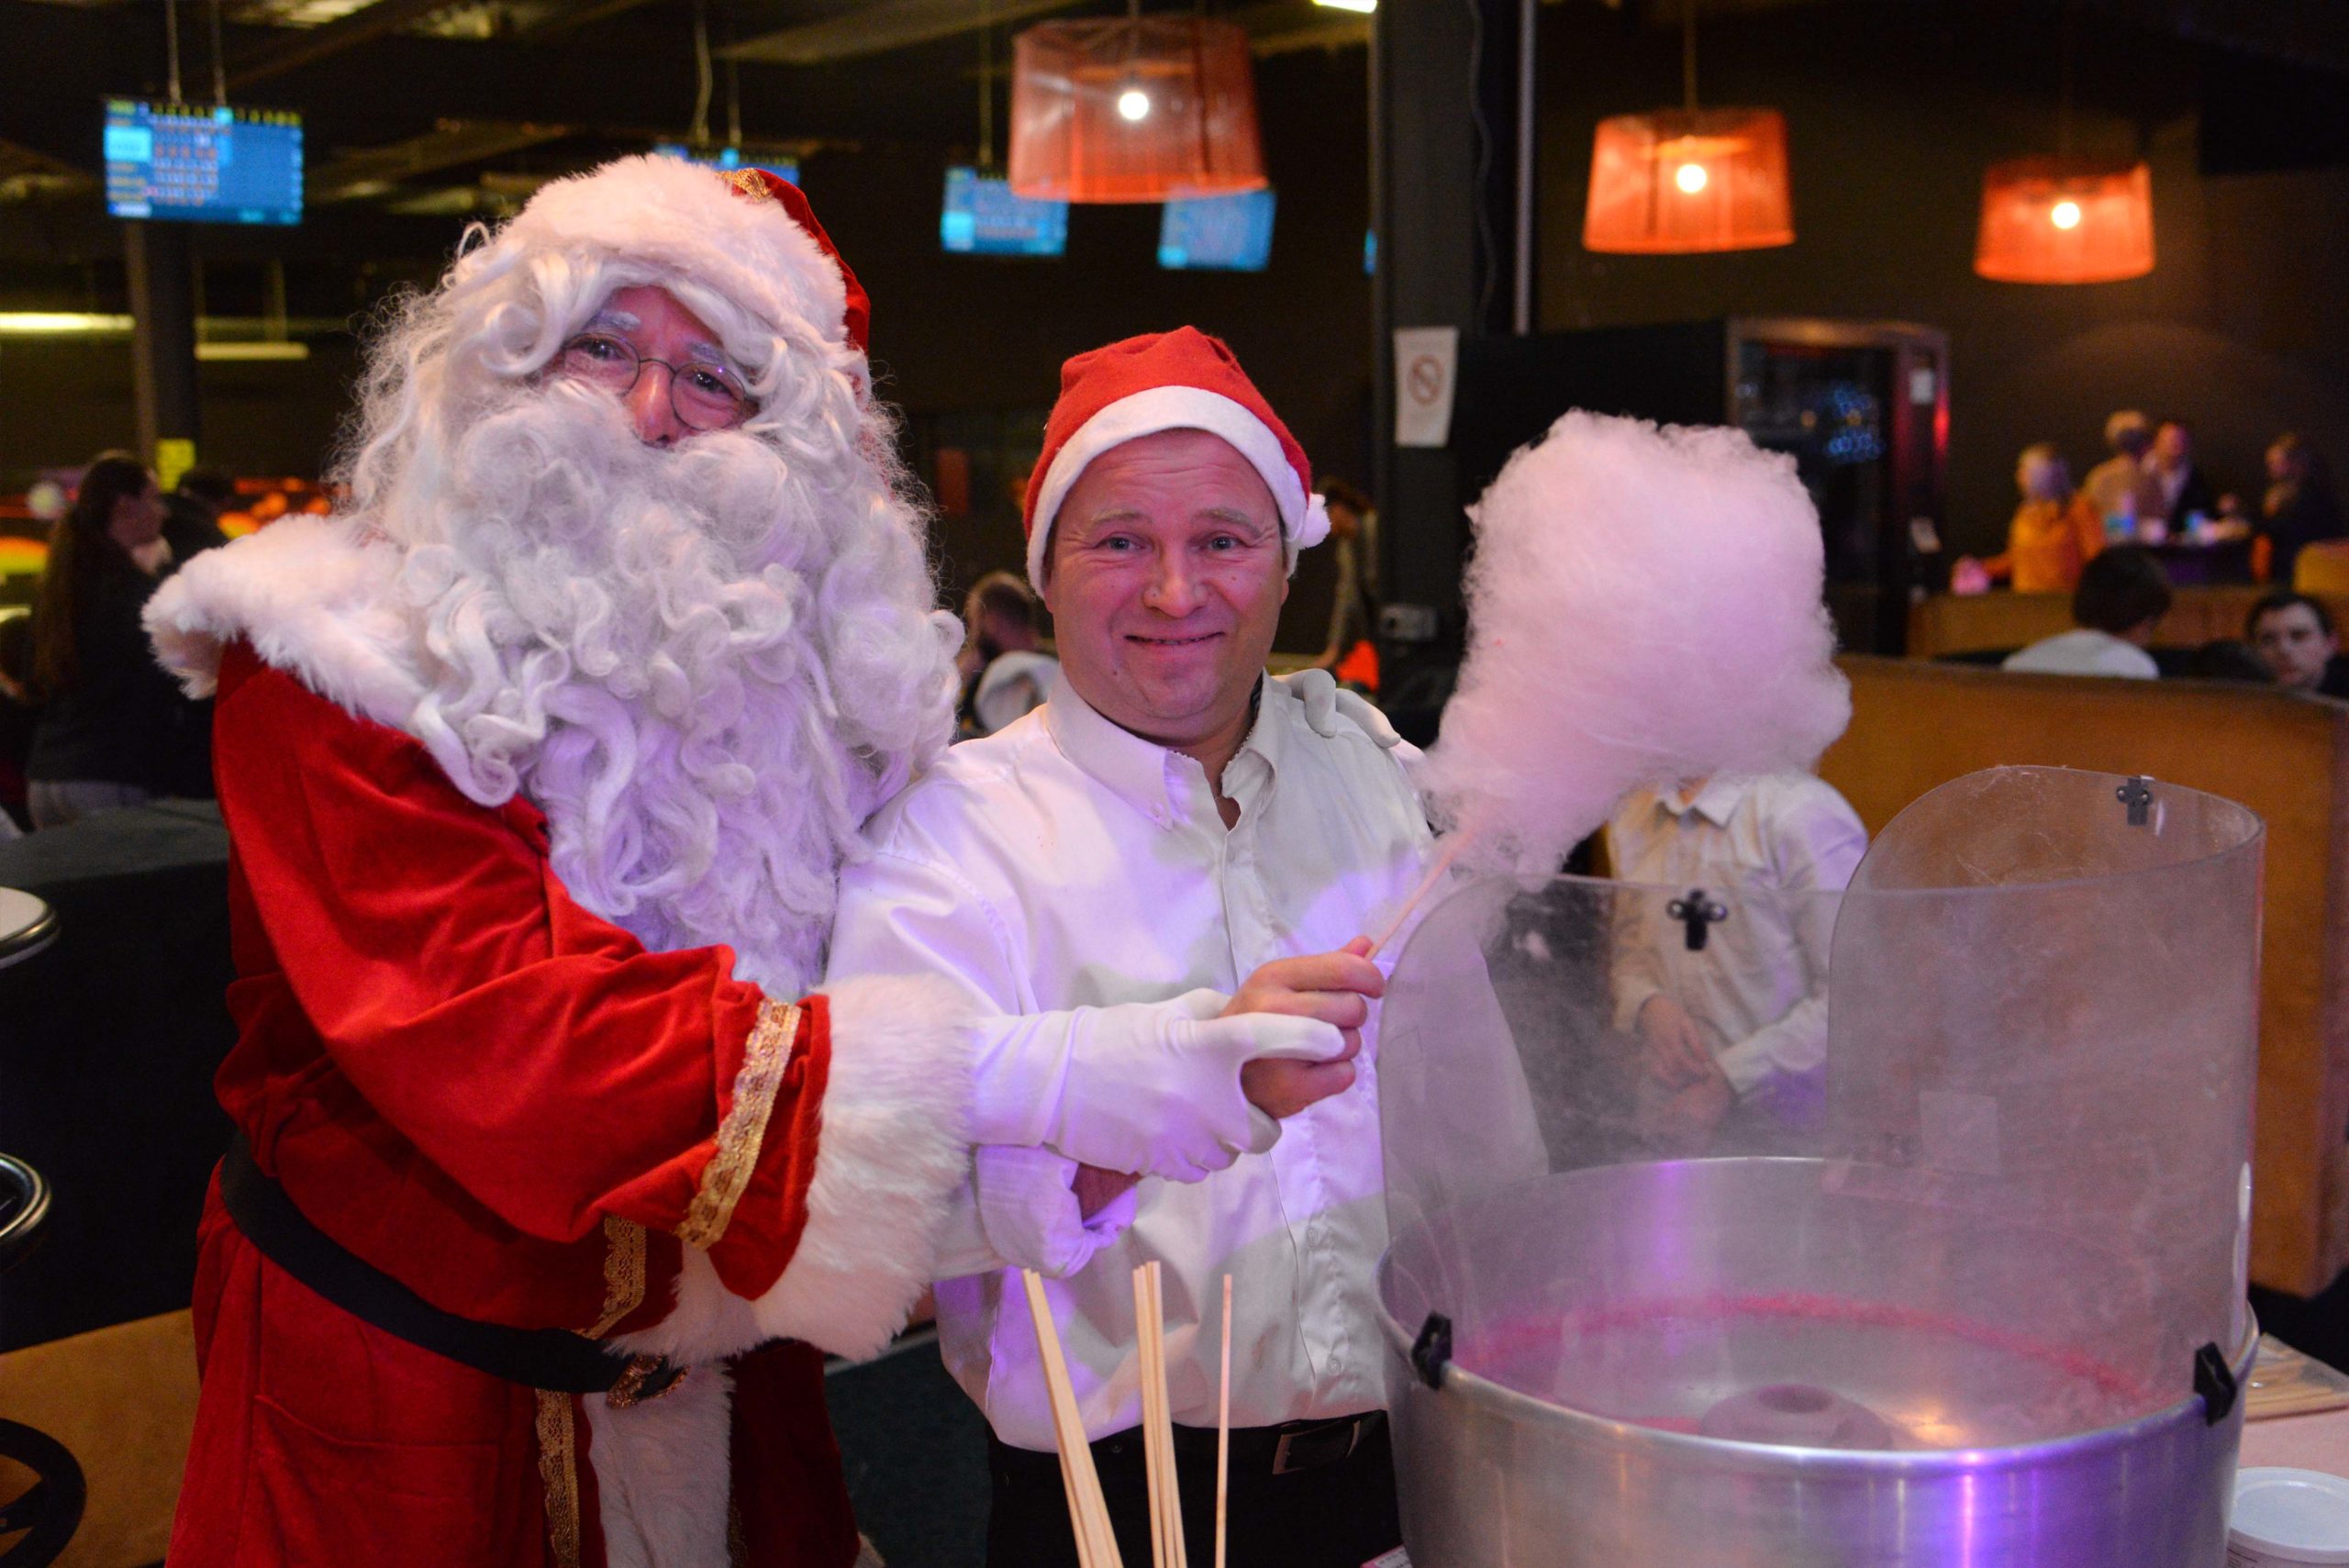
left=1021, top=327, right=1330, bottom=590
left=496, top=155, right=870, bottom=355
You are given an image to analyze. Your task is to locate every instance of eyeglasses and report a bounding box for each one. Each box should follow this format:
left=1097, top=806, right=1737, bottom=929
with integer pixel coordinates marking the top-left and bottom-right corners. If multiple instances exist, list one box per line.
left=552, top=332, right=758, bottom=432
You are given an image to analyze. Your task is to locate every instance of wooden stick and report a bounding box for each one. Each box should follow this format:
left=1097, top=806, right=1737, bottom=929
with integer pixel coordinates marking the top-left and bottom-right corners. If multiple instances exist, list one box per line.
left=1133, top=1262, right=1188, bottom=1568
left=1133, top=1264, right=1168, bottom=1567
left=1364, top=826, right=1476, bottom=960
left=1215, top=1273, right=1232, bottom=1568
left=1023, top=1269, right=1121, bottom=1568
left=1154, top=1264, right=1187, bottom=1568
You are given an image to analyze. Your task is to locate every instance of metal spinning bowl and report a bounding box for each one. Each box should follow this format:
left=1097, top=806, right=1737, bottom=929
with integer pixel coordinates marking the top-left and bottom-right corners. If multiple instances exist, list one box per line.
left=1372, top=767, right=2266, bottom=1567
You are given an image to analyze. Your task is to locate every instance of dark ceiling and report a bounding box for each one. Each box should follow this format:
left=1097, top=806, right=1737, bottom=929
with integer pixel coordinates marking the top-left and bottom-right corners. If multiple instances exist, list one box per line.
left=1, top=1, right=1369, bottom=233
left=1, top=0, right=2342, bottom=292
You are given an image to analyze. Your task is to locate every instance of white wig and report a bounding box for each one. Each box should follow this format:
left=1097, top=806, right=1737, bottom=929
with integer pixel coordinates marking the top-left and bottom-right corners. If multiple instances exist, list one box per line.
left=325, top=157, right=961, bottom=995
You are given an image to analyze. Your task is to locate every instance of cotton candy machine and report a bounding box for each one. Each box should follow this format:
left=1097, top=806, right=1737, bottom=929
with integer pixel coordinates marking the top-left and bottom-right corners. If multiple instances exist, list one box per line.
left=1374, top=766, right=2263, bottom=1565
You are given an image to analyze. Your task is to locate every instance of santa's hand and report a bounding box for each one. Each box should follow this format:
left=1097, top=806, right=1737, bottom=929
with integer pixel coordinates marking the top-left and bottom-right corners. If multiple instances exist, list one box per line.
left=972, top=990, right=1350, bottom=1183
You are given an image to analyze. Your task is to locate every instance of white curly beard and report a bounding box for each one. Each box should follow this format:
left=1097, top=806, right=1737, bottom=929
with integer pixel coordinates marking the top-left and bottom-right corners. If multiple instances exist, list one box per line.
left=386, top=383, right=957, bottom=996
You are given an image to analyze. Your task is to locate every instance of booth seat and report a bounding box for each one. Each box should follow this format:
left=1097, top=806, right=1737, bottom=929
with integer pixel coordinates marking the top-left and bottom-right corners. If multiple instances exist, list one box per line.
left=2298, top=540, right=2349, bottom=596
left=1820, top=656, right=2349, bottom=1296
left=1909, top=586, right=2349, bottom=662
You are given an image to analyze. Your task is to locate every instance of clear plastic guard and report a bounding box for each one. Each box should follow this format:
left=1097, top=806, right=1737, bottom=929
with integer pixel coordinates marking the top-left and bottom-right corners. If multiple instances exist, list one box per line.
left=1376, top=766, right=2263, bottom=1451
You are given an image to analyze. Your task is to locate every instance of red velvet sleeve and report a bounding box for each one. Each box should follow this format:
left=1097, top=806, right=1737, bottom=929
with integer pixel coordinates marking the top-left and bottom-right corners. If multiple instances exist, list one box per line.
left=213, top=643, right=814, bottom=1286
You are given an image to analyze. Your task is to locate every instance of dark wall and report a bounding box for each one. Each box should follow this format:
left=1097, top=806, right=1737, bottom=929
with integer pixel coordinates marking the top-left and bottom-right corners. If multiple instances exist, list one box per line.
left=1533, top=2, right=2349, bottom=556
left=0, top=336, right=364, bottom=482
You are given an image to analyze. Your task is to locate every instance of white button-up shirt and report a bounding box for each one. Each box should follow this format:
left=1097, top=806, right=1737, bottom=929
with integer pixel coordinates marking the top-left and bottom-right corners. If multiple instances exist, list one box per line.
left=1604, top=774, right=1867, bottom=1098
left=828, top=673, right=1431, bottom=1451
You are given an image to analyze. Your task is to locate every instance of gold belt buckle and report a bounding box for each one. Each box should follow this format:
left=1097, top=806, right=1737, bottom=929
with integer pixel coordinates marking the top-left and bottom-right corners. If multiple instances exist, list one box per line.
left=1270, top=1415, right=1363, bottom=1475
left=606, top=1353, right=688, bottom=1409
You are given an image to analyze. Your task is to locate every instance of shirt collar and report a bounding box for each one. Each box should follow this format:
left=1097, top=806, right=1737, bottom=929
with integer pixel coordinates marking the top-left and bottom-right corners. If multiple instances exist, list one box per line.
left=1664, top=775, right=1746, bottom=827
left=1044, top=674, right=1277, bottom=829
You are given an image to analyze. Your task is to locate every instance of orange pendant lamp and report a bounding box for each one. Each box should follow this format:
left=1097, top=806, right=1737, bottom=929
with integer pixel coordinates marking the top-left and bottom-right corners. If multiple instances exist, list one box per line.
left=1583, top=0, right=1793, bottom=254
left=1975, top=156, right=2154, bottom=284
left=1008, top=11, right=1266, bottom=204
left=1584, top=107, right=1794, bottom=254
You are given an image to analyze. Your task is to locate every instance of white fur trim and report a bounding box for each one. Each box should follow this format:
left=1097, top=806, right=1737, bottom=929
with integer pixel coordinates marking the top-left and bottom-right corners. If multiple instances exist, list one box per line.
left=1026, top=384, right=1317, bottom=591
left=584, top=1362, right=735, bottom=1568
left=143, top=517, right=426, bottom=733
left=508, top=154, right=851, bottom=351
left=618, top=972, right=976, bottom=1366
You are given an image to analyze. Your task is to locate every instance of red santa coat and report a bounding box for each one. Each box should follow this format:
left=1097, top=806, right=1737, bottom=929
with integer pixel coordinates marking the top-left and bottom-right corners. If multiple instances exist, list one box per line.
left=161, top=627, right=971, bottom=1568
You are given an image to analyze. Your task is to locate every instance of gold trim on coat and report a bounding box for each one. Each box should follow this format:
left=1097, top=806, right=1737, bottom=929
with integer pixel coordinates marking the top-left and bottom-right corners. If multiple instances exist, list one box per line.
left=678, top=999, right=801, bottom=1251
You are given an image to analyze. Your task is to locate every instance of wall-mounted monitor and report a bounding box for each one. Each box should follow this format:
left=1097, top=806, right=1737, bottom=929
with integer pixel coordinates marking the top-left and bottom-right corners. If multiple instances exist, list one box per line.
left=1158, top=188, right=1275, bottom=272
left=651, top=143, right=800, bottom=186
left=940, top=167, right=1068, bottom=257
left=104, top=100, right=303, bottom=226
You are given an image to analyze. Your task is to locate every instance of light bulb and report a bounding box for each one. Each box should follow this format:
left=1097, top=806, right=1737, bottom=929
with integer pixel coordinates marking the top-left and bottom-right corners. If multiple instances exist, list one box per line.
left=1674, top=161, right=1709, bottom=195
left=2050, top=199, right=2082, bottom=229
left=1117, top=87, right=1151, bottom=122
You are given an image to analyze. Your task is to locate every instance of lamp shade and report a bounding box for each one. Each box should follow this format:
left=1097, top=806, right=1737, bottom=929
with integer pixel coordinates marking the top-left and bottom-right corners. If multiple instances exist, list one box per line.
left=1975, top=157, right=2154, bottom=284
left=1008, top=16, right=1266, bottom=204
left=1582, top=106, right=1794, bottom=254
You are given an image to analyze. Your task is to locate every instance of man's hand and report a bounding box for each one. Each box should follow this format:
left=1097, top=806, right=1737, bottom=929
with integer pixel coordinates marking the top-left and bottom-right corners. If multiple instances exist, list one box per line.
left=1228, top=937, right=1382, bottom=1119
left=1635, top=994, right=1714, bottom=1089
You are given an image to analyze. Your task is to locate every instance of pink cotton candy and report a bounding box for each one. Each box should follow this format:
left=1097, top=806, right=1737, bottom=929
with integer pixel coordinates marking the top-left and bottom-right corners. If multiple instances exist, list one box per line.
left=1417, top=411, right=1850, bottom=875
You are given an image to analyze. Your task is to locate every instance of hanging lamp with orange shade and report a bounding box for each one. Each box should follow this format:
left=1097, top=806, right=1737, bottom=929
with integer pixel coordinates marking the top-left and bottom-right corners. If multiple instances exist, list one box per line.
left=1582, top=0, right=1794, bottom=254
left=1974, top=2, right=2153, bottom=284
left=1007, top=6, right=1266, bottom=205
left=1974, top=157, right=2154, bottom=283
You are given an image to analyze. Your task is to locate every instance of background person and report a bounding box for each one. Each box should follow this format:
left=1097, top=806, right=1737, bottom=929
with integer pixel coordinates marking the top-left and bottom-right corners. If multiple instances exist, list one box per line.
left=2080, top=409, right=2165, bottom=538
left=163, top=466, right=237, bottom=561
left=959, top=569, right=1058, bottom=737
left=1606, top=772, right=1867, bottom=1153
left=2150, top=419, right=2221, bottom=526
left=2246, top=590, right=2349, bottom=697
left=2259, top=432, right=2344, bottom=585
left=1312, top=475, right=1379, bottom=679
left=2002, top=545, right=2172, bottom=679
left=1959, top=441, right=2102, bottom=594
left=24, top=450, right=210, bottom=828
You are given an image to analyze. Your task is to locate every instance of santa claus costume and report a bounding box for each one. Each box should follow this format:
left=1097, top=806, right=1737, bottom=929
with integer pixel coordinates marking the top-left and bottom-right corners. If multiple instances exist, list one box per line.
left=145, top=157, right=973, bottom=1567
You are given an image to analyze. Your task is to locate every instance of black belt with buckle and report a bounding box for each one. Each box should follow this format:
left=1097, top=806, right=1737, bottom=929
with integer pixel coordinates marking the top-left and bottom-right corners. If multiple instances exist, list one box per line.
left=217, top=1132, right=685, bottom=1405
left=1160, top=1410, right=1385, bottom=1476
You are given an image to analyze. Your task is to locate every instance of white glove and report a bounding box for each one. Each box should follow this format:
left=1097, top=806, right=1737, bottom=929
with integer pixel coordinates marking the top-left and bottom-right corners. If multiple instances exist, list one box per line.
left=1274, top=668, right=1402, bottom=750
left=973, top=1145, right=1141, bottom=1278
left=969, top=988, right=1349, bottom=1183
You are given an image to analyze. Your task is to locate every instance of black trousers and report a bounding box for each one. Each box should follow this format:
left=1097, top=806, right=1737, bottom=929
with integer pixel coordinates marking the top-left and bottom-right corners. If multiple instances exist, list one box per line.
left=985, top=1413, right=1403, bottom=1568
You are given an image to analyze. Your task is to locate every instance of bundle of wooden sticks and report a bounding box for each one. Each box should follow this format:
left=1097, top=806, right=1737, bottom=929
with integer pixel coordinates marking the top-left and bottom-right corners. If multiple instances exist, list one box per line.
left=1020, top=1264, right=1234, bottom=1568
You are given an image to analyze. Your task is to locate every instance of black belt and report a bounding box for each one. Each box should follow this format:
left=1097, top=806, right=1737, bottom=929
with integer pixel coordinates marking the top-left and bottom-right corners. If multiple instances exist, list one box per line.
left=217, top=1132, right=683, bottom=1403
left=1097, top=1411, right=1385, bottom=1477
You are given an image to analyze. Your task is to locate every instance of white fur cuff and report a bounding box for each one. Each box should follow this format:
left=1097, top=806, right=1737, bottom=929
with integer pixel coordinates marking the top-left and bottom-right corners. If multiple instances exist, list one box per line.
left=630, top=973, right=977, bottom=1366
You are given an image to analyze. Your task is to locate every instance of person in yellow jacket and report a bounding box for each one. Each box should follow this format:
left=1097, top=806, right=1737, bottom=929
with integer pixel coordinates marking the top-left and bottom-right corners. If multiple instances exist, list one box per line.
left=1962, top=442, right=2106, bottom=594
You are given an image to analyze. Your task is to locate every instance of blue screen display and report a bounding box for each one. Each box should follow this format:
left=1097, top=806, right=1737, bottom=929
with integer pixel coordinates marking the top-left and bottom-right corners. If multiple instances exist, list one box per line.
left=104, top=100, right=302, bottom=226
left=940, top=167, right=1067, bottom=257
left=1158, top=189, right=1275, bottom=272
left=651, top=144, right=800, bottom=185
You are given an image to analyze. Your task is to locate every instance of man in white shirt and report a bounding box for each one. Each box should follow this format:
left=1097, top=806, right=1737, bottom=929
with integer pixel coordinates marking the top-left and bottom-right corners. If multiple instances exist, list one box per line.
left=829, top=328, right=1428, bottom=1568
left=1606, top=772, right=1867, bottom=1152
left=960, top=570, right=1061, bottom=736
left=2003, top=544, right=2171, bottom=680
